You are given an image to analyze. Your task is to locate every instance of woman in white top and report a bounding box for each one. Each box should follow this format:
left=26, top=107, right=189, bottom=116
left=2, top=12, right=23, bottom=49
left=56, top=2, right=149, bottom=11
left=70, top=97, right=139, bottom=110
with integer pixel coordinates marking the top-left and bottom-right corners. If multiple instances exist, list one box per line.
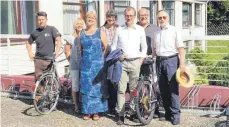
left=101, top=10, right=119, bottom=114
left=65, top=18, right=86, bottom=112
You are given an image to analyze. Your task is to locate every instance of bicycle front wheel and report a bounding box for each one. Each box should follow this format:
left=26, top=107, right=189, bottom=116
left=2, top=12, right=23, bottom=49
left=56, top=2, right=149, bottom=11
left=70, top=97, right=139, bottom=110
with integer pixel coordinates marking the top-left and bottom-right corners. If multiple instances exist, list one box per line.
left=33, top=74, right=59, bottom=115
left=136, top=80, right=157, bottom=125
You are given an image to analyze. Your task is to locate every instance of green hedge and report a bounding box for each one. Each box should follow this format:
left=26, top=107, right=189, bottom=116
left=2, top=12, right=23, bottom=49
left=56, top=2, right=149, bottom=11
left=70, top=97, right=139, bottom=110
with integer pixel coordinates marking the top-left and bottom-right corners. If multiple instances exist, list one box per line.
left=188, top=40, right=229, bottom=86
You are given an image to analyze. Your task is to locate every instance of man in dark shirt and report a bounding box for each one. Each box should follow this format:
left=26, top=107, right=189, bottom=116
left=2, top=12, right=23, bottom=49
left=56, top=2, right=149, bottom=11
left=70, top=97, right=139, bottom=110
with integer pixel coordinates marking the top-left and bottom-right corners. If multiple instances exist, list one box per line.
left=137, top=7, right=162, bottom=119
left=26, top=11, right=62, bottom=80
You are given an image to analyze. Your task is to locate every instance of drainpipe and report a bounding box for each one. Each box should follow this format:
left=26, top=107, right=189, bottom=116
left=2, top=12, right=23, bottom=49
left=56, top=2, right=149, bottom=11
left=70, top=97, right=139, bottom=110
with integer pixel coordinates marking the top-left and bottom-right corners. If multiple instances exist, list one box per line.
left=99, top=0, right=105, bottom=27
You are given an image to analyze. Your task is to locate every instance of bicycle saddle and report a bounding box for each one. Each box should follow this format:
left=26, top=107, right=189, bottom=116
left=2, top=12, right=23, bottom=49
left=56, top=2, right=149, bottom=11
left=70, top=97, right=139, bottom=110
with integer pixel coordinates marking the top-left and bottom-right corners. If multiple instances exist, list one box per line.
left=142, top=58, right=154, bottom=65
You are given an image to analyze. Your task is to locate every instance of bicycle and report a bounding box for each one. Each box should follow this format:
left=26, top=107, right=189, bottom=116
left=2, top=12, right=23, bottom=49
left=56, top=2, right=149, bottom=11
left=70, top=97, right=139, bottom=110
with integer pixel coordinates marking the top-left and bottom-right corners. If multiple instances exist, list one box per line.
left=32, top=45, right=70, bottom=115
left=135, top=57, right=161, bottom=125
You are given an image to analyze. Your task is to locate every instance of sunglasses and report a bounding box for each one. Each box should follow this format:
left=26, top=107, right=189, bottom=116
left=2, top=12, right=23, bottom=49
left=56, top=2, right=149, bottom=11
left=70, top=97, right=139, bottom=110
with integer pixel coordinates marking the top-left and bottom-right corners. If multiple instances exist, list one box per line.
left=158, top=16, right=167, bottom=20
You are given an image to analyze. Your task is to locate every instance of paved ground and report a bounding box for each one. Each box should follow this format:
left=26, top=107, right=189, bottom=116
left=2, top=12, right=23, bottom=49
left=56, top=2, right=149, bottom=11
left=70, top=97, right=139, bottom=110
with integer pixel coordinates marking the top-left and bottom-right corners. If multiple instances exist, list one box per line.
left=1, top=97, right=227, bottom=127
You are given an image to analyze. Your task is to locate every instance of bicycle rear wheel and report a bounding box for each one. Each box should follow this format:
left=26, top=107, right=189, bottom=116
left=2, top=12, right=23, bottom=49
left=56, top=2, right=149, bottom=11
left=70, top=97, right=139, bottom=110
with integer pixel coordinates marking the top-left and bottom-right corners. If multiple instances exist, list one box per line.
left=136, top=80, right=157, bottom=125
left=33, top=74, right=59, bottom=115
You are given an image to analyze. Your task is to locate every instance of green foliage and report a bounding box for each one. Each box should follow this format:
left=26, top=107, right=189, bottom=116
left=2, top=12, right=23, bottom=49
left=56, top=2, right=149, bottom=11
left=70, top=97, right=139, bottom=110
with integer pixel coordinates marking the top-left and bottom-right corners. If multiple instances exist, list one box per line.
left=189, top=48, right=212, bottom=85
left=207, top=1, right=229, bottom=24
left=208, top=54, right=229, bottom=87
left=188, top=40, right=229, bottom=86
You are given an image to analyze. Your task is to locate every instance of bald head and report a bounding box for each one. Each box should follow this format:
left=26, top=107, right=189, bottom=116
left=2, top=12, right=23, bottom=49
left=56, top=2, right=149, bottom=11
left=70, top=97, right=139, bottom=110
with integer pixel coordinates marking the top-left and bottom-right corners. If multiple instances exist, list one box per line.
left=157, top=10, right=169, bottom=28
left=138, top=8, right=149, bottom=27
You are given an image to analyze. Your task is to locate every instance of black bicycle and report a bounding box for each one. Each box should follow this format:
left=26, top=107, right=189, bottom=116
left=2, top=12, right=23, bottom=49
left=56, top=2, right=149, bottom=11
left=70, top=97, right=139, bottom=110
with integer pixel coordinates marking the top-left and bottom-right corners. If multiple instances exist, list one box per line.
left=135, top=57, right=160, bottom=125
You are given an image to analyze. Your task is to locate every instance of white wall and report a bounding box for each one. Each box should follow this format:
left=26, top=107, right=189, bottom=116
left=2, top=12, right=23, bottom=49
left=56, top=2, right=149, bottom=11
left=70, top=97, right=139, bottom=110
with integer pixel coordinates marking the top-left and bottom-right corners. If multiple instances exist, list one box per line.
left=0, top=44, right=68, bottom=76
left=39, top=0, right=63, bottom=35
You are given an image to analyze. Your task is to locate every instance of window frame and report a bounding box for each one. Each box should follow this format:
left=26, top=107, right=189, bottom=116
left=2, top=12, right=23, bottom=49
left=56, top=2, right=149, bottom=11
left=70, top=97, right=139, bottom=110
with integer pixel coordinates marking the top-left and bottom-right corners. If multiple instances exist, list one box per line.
left=195, top=3, right=202, bottom=26
left=182, top=2, right=192, bottom=27
left=162, top=1, right=175, bottom=25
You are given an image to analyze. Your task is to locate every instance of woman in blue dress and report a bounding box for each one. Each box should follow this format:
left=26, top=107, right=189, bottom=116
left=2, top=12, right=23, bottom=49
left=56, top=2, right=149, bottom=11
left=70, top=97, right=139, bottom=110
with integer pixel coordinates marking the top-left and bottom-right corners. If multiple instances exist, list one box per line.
left=78, top=10, right=108, bottom=120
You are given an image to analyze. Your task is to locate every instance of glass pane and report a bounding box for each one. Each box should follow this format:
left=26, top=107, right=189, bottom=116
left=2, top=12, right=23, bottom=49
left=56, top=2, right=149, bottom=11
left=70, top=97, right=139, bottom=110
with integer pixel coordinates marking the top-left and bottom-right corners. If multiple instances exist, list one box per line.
left=0, top=1, right=37, bottom=34
left=150, top=1, right=157, bottom=24
left=163, top=1, right=174, bottom=9
left=1, top=1, right=9, bottom=34
left=115, top=7, right=126, bottom=25
left=63, top=4, right=81, bottom=35
left=114, top=1, right=129, bottom=6
left=195, top=4, right=201, bottom=10
left=163, top=1, right=174, bottom=25
left=195, top=11, right=200, bottom=25
left=141, top=0, right=150, bottom=8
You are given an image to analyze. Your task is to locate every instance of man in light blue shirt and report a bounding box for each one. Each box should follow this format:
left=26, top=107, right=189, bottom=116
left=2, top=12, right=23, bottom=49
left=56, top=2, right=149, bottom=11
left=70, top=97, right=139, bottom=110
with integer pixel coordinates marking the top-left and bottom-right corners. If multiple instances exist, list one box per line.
left=111, top=6, right=147, bottom=125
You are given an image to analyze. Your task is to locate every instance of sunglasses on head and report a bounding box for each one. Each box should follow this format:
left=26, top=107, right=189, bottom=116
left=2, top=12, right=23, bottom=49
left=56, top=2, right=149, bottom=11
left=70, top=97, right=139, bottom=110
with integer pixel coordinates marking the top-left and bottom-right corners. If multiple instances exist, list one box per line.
left=158, top=16, right=167, bottom=20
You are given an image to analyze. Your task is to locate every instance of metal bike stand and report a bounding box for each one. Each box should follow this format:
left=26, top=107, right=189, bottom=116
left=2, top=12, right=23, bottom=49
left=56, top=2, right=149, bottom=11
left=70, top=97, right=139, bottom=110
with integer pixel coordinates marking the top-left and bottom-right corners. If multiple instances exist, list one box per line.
left=182, top=84, right=201, bottom=110
left=188, top=85, right=200, bottom=109
left=210, top=93, right=222, bottom=113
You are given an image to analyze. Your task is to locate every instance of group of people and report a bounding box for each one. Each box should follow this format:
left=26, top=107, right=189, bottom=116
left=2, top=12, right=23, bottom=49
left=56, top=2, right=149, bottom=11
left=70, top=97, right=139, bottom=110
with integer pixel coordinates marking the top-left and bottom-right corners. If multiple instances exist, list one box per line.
left=26, top=6, right=185, bottom=125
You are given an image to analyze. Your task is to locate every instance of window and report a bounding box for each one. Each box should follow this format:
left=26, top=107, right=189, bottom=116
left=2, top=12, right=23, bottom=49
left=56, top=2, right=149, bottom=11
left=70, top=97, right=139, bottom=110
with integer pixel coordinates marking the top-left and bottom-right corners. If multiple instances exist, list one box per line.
left=113, top=1, right=130, bottom=25
left=195, top=4, right=202, bottom=26
left=1, top=1, right=38, bottom=34
left=183, top=3, right=192, bottom=27
left=62, top=0, right=99, bottom=35
left=162, top=1, right=175, bottom=25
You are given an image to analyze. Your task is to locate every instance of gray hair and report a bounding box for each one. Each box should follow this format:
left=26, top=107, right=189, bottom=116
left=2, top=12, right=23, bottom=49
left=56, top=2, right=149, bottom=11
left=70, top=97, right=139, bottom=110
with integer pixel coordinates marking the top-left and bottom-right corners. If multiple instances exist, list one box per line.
left=106, top=10, right=117, bottom=18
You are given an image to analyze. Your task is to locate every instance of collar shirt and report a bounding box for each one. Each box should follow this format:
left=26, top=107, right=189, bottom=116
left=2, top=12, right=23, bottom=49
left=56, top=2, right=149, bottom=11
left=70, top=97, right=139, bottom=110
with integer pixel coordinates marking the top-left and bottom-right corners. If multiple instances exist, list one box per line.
left=111, top=24, right=147, bottom=58
left=152, top=24, right=184, bottom=56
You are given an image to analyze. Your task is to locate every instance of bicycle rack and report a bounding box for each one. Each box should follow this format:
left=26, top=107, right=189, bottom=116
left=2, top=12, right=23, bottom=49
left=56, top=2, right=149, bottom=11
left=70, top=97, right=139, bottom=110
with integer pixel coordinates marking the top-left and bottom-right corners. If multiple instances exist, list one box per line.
left=210, top=93, right=222, bottom=112
left=0, top=78, right=33, bottom=99
left=187, top=84, right=201, bottom=109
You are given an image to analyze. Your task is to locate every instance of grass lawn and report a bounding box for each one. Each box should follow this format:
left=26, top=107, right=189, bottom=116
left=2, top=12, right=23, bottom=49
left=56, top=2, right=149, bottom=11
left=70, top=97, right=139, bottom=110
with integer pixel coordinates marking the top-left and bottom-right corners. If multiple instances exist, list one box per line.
left=206, top=40, right=229, bottom=61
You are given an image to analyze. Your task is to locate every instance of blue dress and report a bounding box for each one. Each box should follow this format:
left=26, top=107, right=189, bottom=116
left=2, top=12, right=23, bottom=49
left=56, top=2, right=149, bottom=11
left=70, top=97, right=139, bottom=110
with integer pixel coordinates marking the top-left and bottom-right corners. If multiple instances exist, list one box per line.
left=80, top=29, right=108, bottom=114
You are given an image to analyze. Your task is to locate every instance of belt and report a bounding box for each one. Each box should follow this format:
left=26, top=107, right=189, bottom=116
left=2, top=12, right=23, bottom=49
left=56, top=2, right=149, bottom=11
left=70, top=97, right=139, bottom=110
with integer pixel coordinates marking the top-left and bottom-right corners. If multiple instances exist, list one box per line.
left=157, top=54, right=178, bottom=61
left=125, top=57, right=139, bottom=61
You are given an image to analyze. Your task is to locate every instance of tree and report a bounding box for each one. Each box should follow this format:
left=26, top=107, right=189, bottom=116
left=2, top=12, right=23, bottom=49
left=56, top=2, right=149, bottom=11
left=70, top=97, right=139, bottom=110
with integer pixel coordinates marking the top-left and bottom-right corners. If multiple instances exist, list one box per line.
left=207, top=1, right=229, bottom=24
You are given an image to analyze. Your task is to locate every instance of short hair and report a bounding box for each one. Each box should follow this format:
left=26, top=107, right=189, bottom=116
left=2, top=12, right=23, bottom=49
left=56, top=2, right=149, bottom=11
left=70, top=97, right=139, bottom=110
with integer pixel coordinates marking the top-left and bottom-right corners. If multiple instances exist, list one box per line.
left=106, top=10, right=117, bottom=19
left=124, top=6, right=136, bottom=16
left=36, top=11, right=47, bottom=18
left=73, top=17, right=86, bottom=30
left=157, top=10, right=169, bottom=16
left=86, top=10, right=97, bottom=19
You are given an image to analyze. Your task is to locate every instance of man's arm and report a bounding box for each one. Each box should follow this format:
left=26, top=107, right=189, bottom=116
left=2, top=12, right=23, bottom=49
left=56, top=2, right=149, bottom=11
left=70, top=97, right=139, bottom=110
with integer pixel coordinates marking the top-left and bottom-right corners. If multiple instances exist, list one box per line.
left=54, top=36, right=62, bottom=58
left=176, top=28, right=185, bottom=73
left=26, top=41, right=35, bottom=61
left=64, top=43, right=71, bottom=61
left=26, top=34, right=35, bottom=61
left=139, top=28, right=147, bottom=63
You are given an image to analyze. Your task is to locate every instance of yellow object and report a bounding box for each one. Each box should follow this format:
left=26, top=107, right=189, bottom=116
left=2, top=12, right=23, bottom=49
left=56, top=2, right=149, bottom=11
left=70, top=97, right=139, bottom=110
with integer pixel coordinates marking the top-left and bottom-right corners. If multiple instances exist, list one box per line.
left=176, top=68, right=194, bottom=88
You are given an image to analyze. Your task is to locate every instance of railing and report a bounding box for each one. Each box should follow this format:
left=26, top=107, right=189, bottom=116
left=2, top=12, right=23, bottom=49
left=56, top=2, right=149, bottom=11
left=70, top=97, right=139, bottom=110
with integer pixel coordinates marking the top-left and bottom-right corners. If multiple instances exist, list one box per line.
left=0, top=34, right=69, bottom=76
left=183, top=35, right=229, bottom=86
left=1, top=35, right=229, bottom=86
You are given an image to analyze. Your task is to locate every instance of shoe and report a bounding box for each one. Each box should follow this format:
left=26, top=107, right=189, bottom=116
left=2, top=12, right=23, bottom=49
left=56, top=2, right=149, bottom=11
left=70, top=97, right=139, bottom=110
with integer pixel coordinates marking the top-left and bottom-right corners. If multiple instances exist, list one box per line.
left=171, top=118, right=180, bottom=125
left=83, top=114, right=91, bottom=120
left=130, top=114, right=140, bottom=123
left=159, top=115, right=171, bottom=121
left=116, top=115, right=124, bottom=125
left=92, top=114, right=101, bottom=121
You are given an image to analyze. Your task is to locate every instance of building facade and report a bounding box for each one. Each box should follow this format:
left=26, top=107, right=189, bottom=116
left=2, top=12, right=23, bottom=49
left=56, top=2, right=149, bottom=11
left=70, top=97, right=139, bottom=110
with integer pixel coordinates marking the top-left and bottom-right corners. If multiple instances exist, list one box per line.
left=0, top=0, right=207, bottom=76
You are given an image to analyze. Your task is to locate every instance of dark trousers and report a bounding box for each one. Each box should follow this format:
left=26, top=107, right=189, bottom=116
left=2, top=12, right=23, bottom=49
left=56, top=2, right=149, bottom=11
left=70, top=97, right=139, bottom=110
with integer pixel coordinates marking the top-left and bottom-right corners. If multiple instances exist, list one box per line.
left=106, top=79, right=117, bottom=111
left=156, top=56, right=181, bottom=119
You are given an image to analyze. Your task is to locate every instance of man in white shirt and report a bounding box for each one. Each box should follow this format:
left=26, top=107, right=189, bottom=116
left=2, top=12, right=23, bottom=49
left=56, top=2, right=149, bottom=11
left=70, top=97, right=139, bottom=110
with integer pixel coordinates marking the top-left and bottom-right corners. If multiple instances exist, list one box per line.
left=111, top=7, right=147, bottom=125
left=151, top=10, right=185, bottom=125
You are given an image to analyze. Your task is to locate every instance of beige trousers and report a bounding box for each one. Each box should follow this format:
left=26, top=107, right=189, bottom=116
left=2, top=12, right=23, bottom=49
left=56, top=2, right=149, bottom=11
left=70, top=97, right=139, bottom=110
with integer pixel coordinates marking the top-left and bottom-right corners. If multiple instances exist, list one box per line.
left=117, top=59, right=141, bottom=113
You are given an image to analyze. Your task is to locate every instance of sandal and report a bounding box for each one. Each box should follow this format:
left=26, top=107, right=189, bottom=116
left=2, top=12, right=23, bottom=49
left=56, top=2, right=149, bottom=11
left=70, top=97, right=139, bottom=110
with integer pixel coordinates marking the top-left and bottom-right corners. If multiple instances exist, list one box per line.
left=93, top=114, right=101, bottom=121
left=83, top=114, right=91, bottom=120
